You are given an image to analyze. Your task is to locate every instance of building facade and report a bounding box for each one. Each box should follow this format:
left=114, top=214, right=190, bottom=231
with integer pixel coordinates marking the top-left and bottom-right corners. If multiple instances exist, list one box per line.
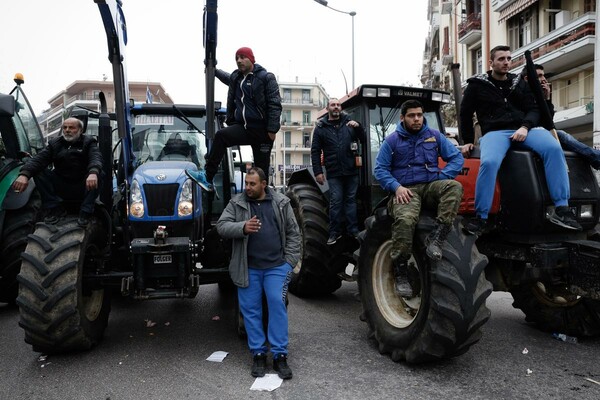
left=423, top=0, right=596, bottom=146
left=271, top=79, right=329, bottom=187
left=38, top=81, right=172, bottom=141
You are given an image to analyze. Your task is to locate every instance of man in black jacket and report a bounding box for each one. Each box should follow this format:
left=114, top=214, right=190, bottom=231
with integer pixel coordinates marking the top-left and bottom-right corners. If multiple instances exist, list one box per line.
left=311, top=98, right=364, bottom=245
left=460, top=45, right=581, bottom=234
left=12, top=117, right=103, bottom=226
left=188, top=47, right=282, bottom=191
left=528, top=64, right=600, bottom=169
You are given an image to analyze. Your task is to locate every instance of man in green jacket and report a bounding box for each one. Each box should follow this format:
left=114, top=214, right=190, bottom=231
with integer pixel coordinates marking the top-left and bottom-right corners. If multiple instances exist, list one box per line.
left=216, top=167, right=300, bottom=379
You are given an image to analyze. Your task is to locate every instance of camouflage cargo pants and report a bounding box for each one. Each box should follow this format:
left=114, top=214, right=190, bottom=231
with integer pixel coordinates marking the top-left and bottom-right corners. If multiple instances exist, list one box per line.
left=388, top=179, right=463, bottom=260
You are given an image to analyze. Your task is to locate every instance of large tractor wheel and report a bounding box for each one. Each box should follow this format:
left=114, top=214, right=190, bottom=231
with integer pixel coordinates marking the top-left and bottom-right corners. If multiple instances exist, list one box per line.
left=285, top=183, right=342, bottom=297
left=511, top=282, right=600, bottom=337
left=358, top=209, right=492, bottom=363
left=16, top=218, right=111, bottom=353
left=0, top=190, right=41, bottom=304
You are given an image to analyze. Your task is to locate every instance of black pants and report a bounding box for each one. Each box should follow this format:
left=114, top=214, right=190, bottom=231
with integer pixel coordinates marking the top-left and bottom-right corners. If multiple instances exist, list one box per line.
left=205, top=124, right=274, bottom=181
left=33, top=169, right=99, bottom=214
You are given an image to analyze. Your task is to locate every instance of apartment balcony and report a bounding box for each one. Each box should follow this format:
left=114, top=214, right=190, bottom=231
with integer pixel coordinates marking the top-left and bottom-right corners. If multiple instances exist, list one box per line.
left=510, top=13, right=595, bottom=74
left=458, top=13, right=482, bottom=46
left=281, top=98, right=324, bottom=108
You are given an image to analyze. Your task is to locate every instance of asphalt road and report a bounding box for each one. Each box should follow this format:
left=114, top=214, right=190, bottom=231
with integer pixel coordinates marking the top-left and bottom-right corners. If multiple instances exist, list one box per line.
left=1, top=283, right=599, bottom=400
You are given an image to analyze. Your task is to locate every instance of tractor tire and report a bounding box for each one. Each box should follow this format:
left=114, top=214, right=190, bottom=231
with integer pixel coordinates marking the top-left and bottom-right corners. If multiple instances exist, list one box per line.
left=0, top=190, right=41, bottom=304
left=16, top=218, right=111, bottom=354
left=358, top=209, right=492, bottom=363
left=286, top=183, right=342, bottom=297
left=510, top=283, right=600, bottom=337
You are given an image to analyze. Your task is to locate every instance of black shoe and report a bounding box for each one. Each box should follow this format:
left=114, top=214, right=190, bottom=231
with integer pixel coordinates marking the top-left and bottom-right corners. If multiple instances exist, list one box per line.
left=44, top=206, right=67, bottom=224
left=327, top=235, right=341, bottom=245
left=392, top=256, right=413, bottom=298
left=251, top=353, right=267, bottom=378
left=273, top=354, right=293, bottom=379
left=463, top=217, right=487, bottom=236
left=548, top=206, right=583, bottom=231
left=425, top=223, right=452, bottom=260
left=77, top=211, right=93, bottom=227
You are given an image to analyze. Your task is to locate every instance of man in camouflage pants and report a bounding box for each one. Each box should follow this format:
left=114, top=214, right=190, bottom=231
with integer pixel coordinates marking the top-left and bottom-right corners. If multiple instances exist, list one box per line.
left=374, top=100, right=464, bottom=298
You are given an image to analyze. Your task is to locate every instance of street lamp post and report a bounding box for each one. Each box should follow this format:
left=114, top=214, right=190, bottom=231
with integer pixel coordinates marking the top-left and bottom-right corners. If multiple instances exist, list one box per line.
left=314, top=0, right=356, bottom=90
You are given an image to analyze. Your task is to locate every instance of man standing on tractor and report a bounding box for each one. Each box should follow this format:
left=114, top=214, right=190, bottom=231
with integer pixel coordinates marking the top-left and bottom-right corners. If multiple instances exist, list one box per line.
left=374, top=100, right=464, bottom=298
left=187, top=47, right=282, bottom=191
left=310, top=98, right=364, bottom=245
left=460, top=45, right=582, bottom=235
left=216, top=167, right=300, bottom=379
left=12, top=117, right=103, bottom=227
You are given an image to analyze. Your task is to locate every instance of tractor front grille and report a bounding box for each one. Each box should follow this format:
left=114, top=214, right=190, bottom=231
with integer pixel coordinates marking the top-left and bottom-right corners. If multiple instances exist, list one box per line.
left=143, top=183, right=179, bottom=216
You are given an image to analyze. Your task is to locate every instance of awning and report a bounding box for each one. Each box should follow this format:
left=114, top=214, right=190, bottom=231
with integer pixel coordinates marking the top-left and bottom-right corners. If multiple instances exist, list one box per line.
left=498, top=0, right=538, bottom=24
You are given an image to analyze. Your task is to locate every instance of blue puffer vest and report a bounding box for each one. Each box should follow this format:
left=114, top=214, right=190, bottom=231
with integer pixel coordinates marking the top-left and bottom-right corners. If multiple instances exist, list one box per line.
left=385, top=123, right=441, bottom=186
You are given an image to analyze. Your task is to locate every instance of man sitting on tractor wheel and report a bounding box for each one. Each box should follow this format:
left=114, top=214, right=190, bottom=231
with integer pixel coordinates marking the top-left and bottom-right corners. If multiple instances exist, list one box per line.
left=12, top=117, right=103, bottom=227
left=374, top=100, right=464, bottom=298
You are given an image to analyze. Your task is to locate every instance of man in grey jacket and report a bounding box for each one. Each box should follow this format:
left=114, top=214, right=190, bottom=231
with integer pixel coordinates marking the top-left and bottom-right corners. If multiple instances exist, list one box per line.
left=217, top=167, right=300, bottom=379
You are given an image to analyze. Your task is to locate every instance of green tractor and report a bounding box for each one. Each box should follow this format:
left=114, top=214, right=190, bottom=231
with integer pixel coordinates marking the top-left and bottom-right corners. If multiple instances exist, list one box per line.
left=0, top=74, right=44, bottom=304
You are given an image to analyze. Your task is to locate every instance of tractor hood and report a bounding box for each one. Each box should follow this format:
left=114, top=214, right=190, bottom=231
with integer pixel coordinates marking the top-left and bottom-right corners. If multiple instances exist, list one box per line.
left=133, top=160, right=197, bottom=184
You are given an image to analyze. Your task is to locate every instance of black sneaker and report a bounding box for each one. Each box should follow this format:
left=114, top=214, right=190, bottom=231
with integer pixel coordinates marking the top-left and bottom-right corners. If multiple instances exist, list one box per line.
left=251, top=353, right=267, bottom=378
left=463, top=217, right=487, bottom=236
left=548, top=206, right=583, bottom=231
left=327, top=235, right=341, bottom=245
left=44, top=206, right=67, bottom=224
left=77, top=211, right=93, bottom=227
left=273, top=354, right=293, bottom=379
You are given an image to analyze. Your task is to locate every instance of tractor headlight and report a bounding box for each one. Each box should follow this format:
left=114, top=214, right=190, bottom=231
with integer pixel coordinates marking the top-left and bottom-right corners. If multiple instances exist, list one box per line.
left=178, top=179, right=193, bottom=217
left=129, top=179, right=145, bottom=218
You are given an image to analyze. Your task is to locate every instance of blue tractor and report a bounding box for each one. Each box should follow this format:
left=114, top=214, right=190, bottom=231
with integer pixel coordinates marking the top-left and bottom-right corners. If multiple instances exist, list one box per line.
left=16, top=0, right=238, bottom=353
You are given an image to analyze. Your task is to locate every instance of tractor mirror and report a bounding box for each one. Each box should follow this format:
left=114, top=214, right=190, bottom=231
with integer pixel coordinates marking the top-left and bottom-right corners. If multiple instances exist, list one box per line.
left=0, top=94, right=15, bottom=117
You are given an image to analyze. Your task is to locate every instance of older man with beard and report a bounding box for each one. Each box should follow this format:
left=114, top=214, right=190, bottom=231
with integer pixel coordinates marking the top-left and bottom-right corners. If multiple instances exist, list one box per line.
left=12, top=117, right=103, bottom=226
left=374, top=100, right=464, bottom=298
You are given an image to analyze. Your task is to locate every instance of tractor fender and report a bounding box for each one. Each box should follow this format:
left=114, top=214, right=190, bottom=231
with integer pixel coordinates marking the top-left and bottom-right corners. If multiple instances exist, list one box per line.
left=2, top=176, right=36, bottom=211
left=287, top=167, right=328, bottom=199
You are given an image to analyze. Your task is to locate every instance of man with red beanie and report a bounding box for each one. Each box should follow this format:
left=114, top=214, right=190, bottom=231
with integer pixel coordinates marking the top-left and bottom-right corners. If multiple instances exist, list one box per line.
left=187, top=46, right=282, bottom=191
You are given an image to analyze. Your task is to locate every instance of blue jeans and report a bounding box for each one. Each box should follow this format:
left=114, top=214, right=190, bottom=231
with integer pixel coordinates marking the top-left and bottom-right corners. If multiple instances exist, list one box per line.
left=328, top=174, right=359, bottom=237
left=476, top=129, right=570, bottom=219
left=556, top=130, right=600, bottom=169
left=237, top=263, right=292, bottom=357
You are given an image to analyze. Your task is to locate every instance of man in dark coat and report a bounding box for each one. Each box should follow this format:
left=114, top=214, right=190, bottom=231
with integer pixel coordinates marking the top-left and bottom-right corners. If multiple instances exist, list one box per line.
left=460, top=45, right=581, bottom=234
left=188, top=47, right=282, bottom=191
left=12, top=117, right=103, bottom=226
left=311, top=98, right=364, bottom=245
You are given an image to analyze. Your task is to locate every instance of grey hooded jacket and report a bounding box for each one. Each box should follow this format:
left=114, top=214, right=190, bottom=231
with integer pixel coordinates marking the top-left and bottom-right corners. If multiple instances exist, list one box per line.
left=216, top=188, right=301, bottom=287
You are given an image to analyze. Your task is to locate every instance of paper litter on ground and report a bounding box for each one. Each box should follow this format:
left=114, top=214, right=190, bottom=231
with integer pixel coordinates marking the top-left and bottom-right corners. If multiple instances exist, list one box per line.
left=250, top=374, right=283, bottom=391
left=206, top=351, right=228, bottom=362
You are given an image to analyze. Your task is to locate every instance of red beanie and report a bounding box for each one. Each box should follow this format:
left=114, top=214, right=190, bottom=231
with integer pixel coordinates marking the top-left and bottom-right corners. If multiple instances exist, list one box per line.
left=235, top=47, right=255, bottom=64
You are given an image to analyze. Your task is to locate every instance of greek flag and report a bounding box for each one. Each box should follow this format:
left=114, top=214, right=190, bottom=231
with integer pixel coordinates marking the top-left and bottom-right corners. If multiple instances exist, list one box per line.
left=146, top=87, right=153, bottom=104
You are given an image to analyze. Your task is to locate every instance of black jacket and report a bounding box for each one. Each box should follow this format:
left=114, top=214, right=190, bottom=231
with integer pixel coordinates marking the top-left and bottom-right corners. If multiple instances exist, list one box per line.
left=460, top=71, right=540, bottom=145
left=311, top=113, right=364, bottom=178
left=224, top=64, right=282, bottom=134
left=20, top=134, right=103, bottom=183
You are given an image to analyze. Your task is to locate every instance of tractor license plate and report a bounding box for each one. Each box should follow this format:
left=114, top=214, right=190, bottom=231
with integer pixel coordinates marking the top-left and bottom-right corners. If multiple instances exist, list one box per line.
left=153, top=254, right=172, bottom=264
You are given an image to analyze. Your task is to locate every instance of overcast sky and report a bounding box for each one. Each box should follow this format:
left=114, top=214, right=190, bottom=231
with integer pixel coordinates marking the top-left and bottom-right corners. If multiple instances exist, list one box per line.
left=0, top=0, right=429, bottom=115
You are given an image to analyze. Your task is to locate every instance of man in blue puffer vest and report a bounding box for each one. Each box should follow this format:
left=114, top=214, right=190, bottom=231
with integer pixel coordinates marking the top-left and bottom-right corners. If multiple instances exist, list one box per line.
left=374, top=100, right=464, bottom=298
